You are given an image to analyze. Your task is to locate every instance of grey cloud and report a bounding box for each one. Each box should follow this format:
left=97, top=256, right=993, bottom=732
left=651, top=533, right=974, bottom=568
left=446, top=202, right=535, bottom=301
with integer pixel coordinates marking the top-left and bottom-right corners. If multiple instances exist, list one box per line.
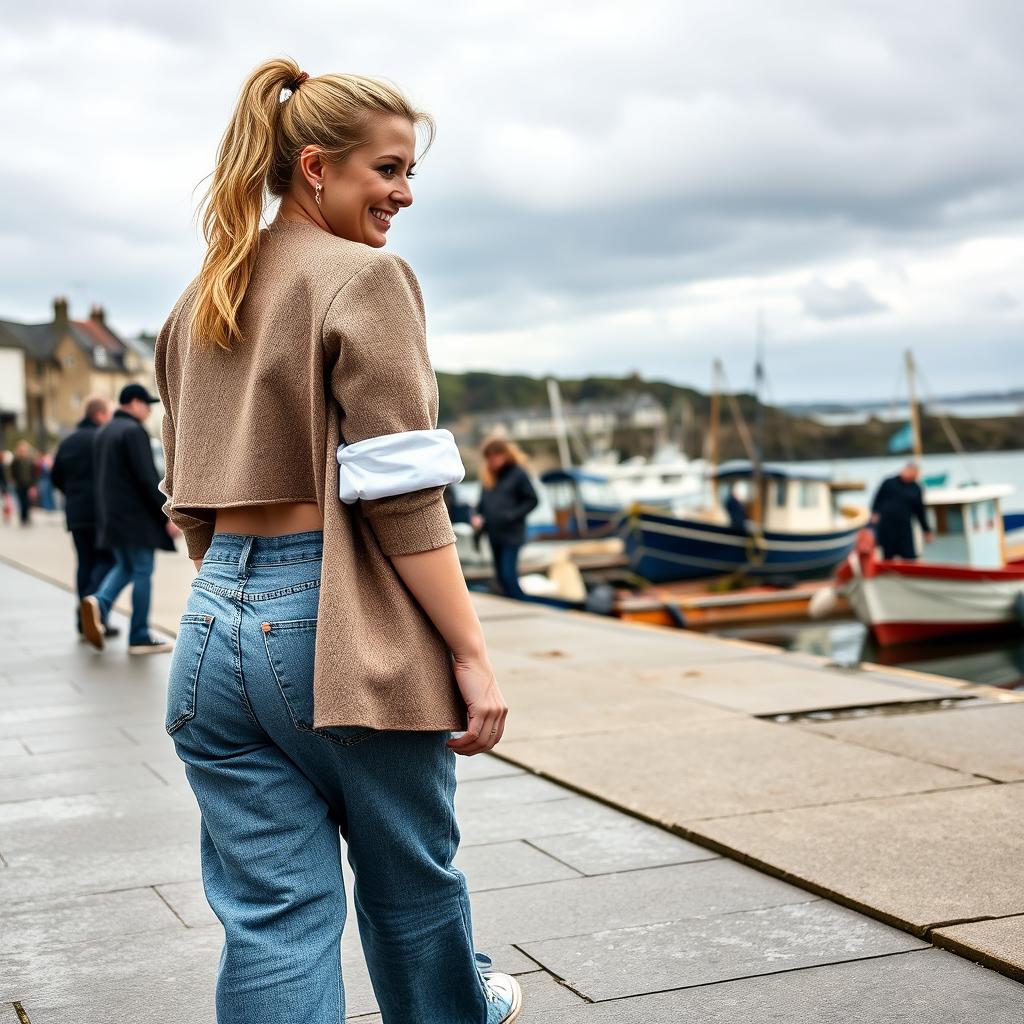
left=799, top=277, right=887, bottom=321
left=2, top=0, right=1024, bottom=401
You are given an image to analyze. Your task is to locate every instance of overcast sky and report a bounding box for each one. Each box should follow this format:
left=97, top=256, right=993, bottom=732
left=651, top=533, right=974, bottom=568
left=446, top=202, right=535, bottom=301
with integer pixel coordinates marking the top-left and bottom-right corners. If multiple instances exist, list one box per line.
left=2, top=0, right=1023, bottom=402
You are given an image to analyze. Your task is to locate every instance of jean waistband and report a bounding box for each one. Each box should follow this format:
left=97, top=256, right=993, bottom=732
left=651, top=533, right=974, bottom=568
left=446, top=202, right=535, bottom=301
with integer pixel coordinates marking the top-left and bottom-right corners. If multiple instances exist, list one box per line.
left=202, top=530, right=324, bottom=567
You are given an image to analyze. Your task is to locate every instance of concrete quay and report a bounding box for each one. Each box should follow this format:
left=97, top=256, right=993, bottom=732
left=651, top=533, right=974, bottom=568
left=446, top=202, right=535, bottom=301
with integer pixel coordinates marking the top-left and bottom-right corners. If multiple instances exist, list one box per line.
left=1, top=511, right=1024, bottom=1021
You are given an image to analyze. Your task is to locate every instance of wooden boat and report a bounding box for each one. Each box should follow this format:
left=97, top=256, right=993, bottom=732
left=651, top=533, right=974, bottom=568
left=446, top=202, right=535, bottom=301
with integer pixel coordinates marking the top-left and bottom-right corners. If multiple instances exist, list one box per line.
left=819, top=485, right=1024, bottom=645
left=616, top=577, right=849, bottom=629
left=619, top=461, right=868, bottom=583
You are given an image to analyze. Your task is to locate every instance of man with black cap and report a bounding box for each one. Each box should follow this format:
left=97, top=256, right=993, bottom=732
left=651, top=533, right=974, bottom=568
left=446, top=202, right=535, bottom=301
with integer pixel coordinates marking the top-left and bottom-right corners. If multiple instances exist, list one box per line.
left=52, top=395, right=119, bottom=640
left=81, top=383, right=180, bottom=654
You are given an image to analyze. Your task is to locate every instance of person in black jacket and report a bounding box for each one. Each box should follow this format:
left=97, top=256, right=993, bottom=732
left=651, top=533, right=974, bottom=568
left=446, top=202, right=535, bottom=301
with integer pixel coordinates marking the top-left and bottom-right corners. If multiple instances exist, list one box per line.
left=80, top=384, right=179, bottom=655
left=870, top=462, right=934, bottom=560
left=52, top=396, right=119, bottom=639
left=471, top=437, right=539, bottom=600
left=10, top=441, right=36, bottom=526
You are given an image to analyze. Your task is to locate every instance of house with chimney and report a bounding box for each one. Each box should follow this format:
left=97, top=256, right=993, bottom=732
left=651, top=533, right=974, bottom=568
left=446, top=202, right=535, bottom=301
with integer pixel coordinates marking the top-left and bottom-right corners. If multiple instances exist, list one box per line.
left=0, top=298, right=155, bottom=447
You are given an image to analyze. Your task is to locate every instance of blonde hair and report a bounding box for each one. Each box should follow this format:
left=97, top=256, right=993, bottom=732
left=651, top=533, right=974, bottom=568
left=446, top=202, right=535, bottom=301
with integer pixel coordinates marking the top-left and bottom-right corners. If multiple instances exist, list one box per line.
left=193, top=57, right=435, bottom=351
left=480, top=436, right=530, bottom=490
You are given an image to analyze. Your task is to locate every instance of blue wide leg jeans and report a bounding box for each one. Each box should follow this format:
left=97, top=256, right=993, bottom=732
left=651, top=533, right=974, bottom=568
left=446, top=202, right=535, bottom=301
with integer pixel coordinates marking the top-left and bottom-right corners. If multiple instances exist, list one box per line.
left=165, top=530, right=491, bottom=1024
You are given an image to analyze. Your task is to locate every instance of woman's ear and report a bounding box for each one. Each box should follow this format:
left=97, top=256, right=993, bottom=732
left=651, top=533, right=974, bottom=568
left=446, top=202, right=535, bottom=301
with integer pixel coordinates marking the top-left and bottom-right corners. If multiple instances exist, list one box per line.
left=297, top=146, right=326, bottom=188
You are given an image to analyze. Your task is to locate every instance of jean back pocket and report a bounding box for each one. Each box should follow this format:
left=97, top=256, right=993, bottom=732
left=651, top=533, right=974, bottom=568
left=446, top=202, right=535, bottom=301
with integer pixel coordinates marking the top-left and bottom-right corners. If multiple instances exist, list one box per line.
left=166, top=613, right=214, bottom=735
left=261, top=618, right=375, bottom=746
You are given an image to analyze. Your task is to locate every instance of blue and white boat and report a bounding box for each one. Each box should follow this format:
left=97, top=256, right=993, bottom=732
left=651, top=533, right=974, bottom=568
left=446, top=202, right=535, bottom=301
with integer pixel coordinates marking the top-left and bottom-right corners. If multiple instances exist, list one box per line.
left=620, top=462, right=869, bottom=583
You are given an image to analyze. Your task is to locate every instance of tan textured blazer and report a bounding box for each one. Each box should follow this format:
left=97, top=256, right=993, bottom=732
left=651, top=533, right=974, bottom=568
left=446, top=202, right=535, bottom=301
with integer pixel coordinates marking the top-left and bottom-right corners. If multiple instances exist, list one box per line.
left=154, top=214, right=466, bottom=732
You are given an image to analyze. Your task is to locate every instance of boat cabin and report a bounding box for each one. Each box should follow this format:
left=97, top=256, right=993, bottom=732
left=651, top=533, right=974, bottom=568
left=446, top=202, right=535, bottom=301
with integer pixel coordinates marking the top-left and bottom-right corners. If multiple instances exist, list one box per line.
left=713, top=461, right=861, bottom=533
left=922, top=483, right=1013, bottom=569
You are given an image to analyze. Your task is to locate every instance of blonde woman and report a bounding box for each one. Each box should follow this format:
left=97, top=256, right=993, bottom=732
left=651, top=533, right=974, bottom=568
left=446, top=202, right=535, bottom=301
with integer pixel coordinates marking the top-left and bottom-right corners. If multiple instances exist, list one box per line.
left=155, top=59, right=519, bottom=1023
left=471, top=438, right=538, bottom=600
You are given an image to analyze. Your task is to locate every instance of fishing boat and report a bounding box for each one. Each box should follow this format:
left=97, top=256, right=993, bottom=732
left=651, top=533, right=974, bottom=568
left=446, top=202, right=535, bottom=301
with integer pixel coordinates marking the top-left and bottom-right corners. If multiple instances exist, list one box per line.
left=812, top=351, right=1024, bottom=645
left=615, top=576, right=850, bottom=629
left=619, top=461, right=869, bottom=583
left=823, top=485, right=1024, bottom=645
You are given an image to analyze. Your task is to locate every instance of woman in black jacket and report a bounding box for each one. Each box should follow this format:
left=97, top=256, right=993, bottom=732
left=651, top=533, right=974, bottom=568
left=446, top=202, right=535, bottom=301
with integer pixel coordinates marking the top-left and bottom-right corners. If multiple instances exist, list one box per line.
left=472, top=438, right=538, bottom=600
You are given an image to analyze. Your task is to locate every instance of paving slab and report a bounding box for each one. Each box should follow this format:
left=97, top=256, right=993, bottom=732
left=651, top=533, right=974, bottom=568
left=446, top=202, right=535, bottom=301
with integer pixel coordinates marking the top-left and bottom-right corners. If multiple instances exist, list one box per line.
left=800, top=702, right=1024, bottom=782
left=0, top=841, right=202, bottom=907
left=453, top=839, right=582, bottom=890
left=523, top=899, right=926, bottom=1000
left=0, top=887, right=181, bottom=956
left=934, top=915, right=1024, bottom=981
left=455, top=771, right=569, bottom=808
left=469, top=858, right=813, bottom=949
left=0, top=745, right=176, bottom=779
left=652, top=657, right=962, bottom=715
left=693, top=782, right=1024, bottom=930
left=2, top=927, right=221, bottom=1023
left=483, top=612, right=762, bottom=673
left=486, top=652, right=741, bottom=741
left=469, top=592, right=557, bottom=623
left=454, top=751, right=526, bottom=783
left=0, top=761, right=167, bottom=803
left=454, top=793, right=631, bottom=846
left=527, top=819, right=718, bottom=876
left=498, top=717, right=983, bottom=822
left=526, top=947, right=1024, bottom=1023
left=154, top=880, right=220, bottom=929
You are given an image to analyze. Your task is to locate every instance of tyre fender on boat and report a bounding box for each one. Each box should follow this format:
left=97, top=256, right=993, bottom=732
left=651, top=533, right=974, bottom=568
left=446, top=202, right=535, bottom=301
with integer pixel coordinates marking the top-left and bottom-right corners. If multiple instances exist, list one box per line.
left=808, top=586, right=838, bottom=620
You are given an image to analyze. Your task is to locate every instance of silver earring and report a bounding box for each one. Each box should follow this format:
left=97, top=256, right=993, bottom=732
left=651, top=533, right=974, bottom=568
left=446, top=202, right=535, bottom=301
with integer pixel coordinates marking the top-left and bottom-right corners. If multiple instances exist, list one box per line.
left=314, top=180, right=323, bottom=207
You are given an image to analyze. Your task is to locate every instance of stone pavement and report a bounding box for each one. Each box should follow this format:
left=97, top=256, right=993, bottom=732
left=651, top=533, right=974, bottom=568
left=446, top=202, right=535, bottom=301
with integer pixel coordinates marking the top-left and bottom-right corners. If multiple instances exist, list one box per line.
left=1, top=516, right=1024, bottom=1021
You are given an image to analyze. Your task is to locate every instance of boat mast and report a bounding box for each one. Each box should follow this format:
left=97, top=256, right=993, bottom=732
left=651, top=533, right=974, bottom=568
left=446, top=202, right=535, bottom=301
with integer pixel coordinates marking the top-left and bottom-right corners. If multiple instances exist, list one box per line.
left=905, top=349, right=924, bottom=462
left=752, top=313, right=766, bottom=524
left=708, top=360, right=722, bottom=510
left=547, top=377, right=589, bottom=535
left=546, top=378, right=573, bottom=469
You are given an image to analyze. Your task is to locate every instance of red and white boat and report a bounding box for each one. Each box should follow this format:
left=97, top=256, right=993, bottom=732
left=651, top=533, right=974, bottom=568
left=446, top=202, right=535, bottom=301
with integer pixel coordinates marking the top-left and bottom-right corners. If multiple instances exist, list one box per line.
left=814, top=484, right=1024, bottom=646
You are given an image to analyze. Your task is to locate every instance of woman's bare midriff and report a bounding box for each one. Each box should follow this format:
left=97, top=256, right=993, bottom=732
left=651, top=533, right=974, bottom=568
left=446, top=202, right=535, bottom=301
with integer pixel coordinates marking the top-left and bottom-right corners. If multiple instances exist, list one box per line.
left=215, top=501, right=324, bottom=537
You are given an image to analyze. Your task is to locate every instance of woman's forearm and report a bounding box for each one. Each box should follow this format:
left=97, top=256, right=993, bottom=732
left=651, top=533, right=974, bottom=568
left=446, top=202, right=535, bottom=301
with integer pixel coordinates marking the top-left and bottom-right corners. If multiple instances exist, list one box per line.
left=390, top=543, right=487, bottom=659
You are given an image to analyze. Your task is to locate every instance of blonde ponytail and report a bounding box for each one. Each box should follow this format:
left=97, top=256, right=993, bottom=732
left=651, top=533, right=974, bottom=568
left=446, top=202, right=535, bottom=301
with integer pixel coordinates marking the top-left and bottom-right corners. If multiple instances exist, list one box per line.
left=192, top=58, right=434, bottom=351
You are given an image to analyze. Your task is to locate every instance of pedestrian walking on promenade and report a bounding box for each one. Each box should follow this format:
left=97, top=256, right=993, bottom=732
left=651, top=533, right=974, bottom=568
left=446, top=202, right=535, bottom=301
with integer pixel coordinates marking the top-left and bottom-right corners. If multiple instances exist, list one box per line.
left=0, top=453, right=12, bottom=524
left=471, top=438, right=539, bottom=601
left=36, top=450, right=56, bottom=510
left=80, top=384, right=177, bottom=654
left=52, top=396, right=119, bottom=640
left=10, top=441, right=36, bottom=526
left=154, top=58, right=517, bottom=1024
left=870, top=461, right=934, bottom=560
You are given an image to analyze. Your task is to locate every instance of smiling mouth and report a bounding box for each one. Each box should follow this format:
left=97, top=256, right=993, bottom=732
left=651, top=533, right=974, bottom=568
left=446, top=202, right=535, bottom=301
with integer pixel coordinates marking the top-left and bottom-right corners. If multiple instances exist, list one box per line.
left=370, top=208, right=394, bottom=225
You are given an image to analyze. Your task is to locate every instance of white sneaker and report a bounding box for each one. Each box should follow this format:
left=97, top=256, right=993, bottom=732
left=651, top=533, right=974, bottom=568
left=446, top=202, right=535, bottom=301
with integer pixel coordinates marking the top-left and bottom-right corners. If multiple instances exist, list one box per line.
left=127, top=638, right=174, bottom=655
left=476, top=952, right=523, bottom=1023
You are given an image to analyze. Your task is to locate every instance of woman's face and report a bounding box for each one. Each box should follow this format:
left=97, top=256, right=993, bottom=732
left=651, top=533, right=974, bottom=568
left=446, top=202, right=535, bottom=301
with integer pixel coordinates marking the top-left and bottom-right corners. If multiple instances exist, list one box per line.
left=320, top=114, right=416, bottom=247
left=485, top=450, right=508, bottom=475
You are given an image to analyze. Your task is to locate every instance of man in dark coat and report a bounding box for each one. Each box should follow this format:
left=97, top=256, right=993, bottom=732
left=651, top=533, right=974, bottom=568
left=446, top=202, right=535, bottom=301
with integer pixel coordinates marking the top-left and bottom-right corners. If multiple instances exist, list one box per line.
left=870, top=462, right=933, bottom=560
left=51, top=396, right=118, bottom=639
left=81, top=384, right=178, bottom=655
left=724, top=483, right=749, bottom=535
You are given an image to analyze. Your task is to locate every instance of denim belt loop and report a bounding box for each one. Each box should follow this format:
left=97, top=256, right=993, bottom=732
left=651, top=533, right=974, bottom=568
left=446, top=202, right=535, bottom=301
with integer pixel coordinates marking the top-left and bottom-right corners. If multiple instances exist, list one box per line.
left=237, top=536, right=255, bottom=581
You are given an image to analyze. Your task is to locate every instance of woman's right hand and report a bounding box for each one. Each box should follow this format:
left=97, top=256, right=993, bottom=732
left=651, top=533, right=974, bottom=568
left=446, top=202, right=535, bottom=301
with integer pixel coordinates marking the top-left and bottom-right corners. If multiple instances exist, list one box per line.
left=448, top=651, right=508, bottom=755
